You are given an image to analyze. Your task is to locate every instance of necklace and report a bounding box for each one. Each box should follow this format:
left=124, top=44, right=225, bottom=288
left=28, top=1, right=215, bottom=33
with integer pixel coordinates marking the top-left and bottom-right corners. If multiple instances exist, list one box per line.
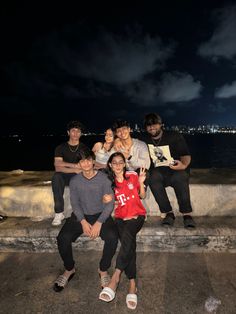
left=151, top=136, right=162, bottom=147
left=68, top=142, right=79, bottom=153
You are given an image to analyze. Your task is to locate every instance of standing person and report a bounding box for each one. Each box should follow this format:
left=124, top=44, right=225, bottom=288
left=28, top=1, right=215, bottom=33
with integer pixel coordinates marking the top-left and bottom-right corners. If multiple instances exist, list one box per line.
left=142, top=113, right=195, bottom=228
left=112, top=119, right=150, bottom=174
left=53, top=149, right=118, bottom=292
left=92, top=128, right=115, bottom=169
left=51, top=121, right=88, bottom=226
left=99, top=152, right=146, bottom=310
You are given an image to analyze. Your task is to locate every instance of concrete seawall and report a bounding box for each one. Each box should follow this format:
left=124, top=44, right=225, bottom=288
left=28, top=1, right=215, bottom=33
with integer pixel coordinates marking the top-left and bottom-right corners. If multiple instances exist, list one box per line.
left=0, top=169, right=236, bottom=218
left=1, top=170, right=236, bottom=253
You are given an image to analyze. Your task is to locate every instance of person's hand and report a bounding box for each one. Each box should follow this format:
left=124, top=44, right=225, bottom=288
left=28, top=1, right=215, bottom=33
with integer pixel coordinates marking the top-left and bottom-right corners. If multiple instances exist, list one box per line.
left=138, top=167, right=146, bottom=184
left=169, top=160, right=186, bottom=170
left=90, top=221, right=102, bottom=239
left=103, top=194, right=113, bottom=203
left=113, top=138, right=125, bottom=151
left=81, top=219, right=92, bottom=236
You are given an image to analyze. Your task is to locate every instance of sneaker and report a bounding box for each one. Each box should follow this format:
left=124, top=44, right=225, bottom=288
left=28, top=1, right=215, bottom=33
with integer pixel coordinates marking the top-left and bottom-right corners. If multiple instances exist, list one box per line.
left=52, top=213, right=65, bottom=226
left=0, top=215, right=7, bottom=223
left=161, top=212, right=175, bottom=227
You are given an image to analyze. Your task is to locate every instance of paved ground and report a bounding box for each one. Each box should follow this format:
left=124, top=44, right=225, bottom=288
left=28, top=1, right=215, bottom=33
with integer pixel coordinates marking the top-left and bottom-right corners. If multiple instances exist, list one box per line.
left=0, top=251, right=236, bottom=314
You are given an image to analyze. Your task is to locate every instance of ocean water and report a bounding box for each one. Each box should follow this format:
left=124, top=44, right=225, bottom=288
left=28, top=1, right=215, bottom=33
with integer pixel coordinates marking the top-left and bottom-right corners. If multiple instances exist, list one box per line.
left=1, top=133, right=236, bottom=171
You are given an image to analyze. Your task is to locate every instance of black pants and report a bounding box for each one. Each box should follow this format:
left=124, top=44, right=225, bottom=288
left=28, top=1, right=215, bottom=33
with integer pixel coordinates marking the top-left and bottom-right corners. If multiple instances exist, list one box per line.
left=115, top=215, right=145, bottom=280
left=52, top=172, right=76, bottom=213
left=57, top=213, right=118, bottom=271
left=149, top=167, right=192, bottom=214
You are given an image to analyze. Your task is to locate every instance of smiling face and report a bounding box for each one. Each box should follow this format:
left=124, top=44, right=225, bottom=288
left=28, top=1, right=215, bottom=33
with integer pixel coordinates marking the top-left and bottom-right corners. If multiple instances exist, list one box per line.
left=146, top=123, right=162, bottom=137
left=67, top=127, right=81, bottom=142
left=79, top=157, right=94, bottom=172
left=105, top=128, right=114, bottom=144
left=115, top=126, right=131, bottom=141
left=109, top=154, right=126, bottom=176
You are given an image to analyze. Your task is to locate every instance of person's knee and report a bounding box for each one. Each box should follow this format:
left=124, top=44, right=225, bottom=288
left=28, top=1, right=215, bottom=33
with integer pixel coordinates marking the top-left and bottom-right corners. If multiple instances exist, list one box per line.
left=104, top=230, right=118, bottom=247
left=57, top=231, right=72, bottom=247
left=171, top=171, right=189, bottom=185
left=52, top=172, right=64, bottom=185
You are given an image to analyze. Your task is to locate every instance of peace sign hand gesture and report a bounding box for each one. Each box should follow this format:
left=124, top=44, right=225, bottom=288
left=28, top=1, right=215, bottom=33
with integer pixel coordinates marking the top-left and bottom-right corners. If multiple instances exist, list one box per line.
left=138, top=167, right=146, bottom=184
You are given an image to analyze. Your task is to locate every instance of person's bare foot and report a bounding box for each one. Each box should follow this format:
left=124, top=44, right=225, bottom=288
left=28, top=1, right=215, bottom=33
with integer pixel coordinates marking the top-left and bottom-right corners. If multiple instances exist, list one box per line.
left=53, top=268, right=75, bottom=292
left=62, top=268, right=75, bottom=280
left=99, top=269, right=121, bottom=302
left=126, top=279, right=138, bottom=309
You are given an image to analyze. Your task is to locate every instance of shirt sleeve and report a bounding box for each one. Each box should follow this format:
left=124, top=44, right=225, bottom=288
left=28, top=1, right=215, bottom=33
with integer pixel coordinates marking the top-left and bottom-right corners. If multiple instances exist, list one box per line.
left=69, top=177, right=85, bottom=222
left=127, top=140, right=151, bottom=170
left=175, top=134, right=190, bottom=156
left=97, top=176, right=115, bottom=223
left=55, top=144, right=63, bottom=158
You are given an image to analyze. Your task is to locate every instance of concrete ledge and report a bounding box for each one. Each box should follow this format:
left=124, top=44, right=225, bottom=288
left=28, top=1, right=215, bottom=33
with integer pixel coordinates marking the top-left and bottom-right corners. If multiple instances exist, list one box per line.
left=1, top=170, right=236, bottom=217
left=0, top=217, right=236, bottom=253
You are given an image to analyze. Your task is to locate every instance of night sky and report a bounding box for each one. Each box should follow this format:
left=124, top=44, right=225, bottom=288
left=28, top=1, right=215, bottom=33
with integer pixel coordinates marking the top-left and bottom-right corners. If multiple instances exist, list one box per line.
left=1, top=0, right=236, bottom=134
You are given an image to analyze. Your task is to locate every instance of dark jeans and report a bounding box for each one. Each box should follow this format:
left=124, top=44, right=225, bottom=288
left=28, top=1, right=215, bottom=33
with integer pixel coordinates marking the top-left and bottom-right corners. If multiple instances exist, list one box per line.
left=52, top=172, right=76, bottom=213
left=115, top=215, right=145, bottom=279
left=57, top=213, right=118, bottom=271
left=149, top=167, right=192, bottom=214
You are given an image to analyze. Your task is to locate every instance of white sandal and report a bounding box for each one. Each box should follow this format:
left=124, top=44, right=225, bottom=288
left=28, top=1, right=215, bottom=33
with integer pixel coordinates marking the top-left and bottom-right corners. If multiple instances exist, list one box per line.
left=99, top=287, right=116, bottom=302
left=126, top=292, right=138, bottom=310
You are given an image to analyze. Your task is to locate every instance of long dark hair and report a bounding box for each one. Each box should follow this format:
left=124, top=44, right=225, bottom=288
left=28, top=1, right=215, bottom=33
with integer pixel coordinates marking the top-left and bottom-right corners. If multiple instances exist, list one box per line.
left=106, top=152, right=128, bottom=190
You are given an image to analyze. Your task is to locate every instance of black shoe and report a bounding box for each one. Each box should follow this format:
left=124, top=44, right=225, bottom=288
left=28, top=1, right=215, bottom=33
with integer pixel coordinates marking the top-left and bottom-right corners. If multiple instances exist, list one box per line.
left=161, top=212, right=175, bottom=227
left=0, top=215, right=7, bottom=223
left=53, top=272, right=75, bottom=292
left=183, top=215, right=196, bottom=228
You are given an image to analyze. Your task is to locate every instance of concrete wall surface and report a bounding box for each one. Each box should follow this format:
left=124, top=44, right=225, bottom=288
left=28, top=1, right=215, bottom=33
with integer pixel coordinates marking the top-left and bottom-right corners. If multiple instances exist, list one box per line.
left=0, top=170, right=236, bottom=218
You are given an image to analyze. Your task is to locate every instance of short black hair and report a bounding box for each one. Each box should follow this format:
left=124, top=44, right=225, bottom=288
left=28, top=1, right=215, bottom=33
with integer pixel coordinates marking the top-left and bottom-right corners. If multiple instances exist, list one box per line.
left=144, top=113, right=162, bottom=128
left=76, top=149, right=95, bottom=162
left=112, top=119, right=130, bottom=131
left=67, top=120, right=84, bottom=132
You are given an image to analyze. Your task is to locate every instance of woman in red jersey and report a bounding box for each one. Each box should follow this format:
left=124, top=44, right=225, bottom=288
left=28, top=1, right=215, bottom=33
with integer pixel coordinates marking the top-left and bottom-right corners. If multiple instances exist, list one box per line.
left=99, top=152, right=146, bottom=310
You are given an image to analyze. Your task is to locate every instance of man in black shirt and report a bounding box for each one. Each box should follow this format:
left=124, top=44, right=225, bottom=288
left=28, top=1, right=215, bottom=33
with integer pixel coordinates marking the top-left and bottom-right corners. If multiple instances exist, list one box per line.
left=51, top=121, right=88, bottom=226
left=142, top=113, right=195, bottom=228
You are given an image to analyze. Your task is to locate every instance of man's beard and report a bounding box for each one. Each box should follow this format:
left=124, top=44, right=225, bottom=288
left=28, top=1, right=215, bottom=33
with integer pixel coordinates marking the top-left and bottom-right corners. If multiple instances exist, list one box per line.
left=150, top=129, right=162, bottom=138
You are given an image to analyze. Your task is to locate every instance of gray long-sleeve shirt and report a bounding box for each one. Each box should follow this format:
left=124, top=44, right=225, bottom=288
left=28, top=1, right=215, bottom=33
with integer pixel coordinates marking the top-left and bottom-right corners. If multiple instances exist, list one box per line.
left=125, top=138, right=151, bottom=171
left=69, top=171, right=114, bottom=223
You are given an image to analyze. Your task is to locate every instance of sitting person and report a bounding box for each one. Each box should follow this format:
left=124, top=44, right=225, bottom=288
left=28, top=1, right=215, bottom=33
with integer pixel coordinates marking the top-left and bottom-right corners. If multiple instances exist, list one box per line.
left=112, top=119, right=150, bottom=172
left=53, top=149, right=118, bottom=292
left=99, top=152, right=146, bottom=310
left=51, top=121, right=88, bottom=226
left=92, top=128, right=115, bottom=169
left=142, top=113, right=195, bottom=228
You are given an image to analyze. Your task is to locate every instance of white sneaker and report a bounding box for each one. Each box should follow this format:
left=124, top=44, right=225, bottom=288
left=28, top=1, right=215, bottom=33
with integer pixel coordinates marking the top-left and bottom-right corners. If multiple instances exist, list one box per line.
left=52, top=213, right=65, bottom=226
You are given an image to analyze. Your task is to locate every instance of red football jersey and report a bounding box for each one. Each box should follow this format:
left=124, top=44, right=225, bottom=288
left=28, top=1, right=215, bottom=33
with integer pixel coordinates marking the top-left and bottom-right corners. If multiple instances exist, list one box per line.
left=114, top=171, right=146, bottom=219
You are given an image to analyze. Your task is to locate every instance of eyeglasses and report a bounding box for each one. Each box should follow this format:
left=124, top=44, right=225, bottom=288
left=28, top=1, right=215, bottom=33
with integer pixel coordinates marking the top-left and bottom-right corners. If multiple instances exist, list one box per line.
left=111, top=161, right=125, bottom=166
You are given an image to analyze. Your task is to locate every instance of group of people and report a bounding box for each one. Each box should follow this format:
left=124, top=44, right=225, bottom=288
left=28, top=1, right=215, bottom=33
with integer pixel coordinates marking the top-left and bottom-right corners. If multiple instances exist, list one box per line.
left=51, top=113, right=196, bottom=310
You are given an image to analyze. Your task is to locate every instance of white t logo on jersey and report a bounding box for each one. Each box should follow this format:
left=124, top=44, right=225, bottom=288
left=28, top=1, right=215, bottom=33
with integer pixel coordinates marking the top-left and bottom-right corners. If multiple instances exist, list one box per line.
left=117, top=194, right=126, bottom=206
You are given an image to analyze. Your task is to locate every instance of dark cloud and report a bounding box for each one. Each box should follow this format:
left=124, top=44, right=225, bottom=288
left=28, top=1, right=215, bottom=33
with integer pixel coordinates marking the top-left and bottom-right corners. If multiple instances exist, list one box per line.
left=215, top=80, right=236, bottom=98
left=198, top=4, right=236, bottom=61
left=74, top=29, right=174, bottom=85
left=158, top=72, right=202, bottom=103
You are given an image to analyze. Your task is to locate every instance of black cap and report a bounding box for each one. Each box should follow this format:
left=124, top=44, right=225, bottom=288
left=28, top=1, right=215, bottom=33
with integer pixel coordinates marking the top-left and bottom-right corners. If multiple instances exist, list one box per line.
left=144, top=113, right=162, bottom=127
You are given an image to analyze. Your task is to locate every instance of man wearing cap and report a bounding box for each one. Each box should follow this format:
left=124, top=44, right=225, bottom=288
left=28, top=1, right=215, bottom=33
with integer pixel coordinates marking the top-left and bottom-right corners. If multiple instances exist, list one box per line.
left=142, top=113, right=195, bottom=228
